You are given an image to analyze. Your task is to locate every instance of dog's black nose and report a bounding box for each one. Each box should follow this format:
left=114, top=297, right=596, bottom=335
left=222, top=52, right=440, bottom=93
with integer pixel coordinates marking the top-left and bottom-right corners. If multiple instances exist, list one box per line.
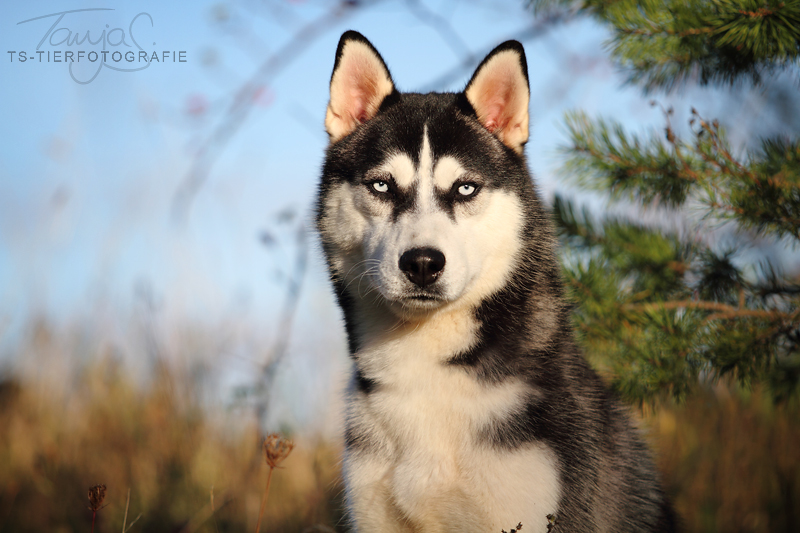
left=399, top=247, right=446, bottom=288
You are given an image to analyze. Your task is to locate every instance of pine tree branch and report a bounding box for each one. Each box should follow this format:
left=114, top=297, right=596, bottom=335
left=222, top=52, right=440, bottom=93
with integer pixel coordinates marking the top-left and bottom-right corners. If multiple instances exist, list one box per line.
left=529, top=0, right=800, bottom=90
left=625, top=299, right=800, bottom=321
left=618, top=26, right=714, bottom=38
left=705, top=308, right=800, bottom=322
left=543, top=0, right=800, bottom=403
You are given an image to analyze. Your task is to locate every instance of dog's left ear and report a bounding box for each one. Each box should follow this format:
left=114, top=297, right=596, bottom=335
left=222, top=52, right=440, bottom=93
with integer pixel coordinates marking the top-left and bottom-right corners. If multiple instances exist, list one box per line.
left=325, top=31, right=395, bottom=143
left=465, top=41, right=530, bottom=154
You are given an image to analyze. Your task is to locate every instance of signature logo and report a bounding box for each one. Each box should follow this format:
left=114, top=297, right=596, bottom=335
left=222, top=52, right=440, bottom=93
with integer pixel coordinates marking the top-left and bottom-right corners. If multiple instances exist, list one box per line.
left=11, top=8, right=186, bottom=84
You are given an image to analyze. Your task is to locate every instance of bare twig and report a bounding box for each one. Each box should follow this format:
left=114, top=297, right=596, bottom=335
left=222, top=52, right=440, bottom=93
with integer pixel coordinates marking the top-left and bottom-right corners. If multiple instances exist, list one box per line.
left=418, top=9, right=572, bottom=91
left=405, top=0, right=471, bottom=59
left=172, top=1, right=374, bottom=222
left=254, top=223, right=309, bottom=431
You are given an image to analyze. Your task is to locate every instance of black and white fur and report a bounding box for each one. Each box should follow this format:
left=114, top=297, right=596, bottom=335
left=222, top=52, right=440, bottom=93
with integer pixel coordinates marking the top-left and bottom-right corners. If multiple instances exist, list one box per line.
left=316, top=31, right=676, bottom=533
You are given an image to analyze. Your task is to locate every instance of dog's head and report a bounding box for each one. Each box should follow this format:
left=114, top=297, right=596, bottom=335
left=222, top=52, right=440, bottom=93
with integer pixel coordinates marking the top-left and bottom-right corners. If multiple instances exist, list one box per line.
left=317, top=31, right=535, bottom=320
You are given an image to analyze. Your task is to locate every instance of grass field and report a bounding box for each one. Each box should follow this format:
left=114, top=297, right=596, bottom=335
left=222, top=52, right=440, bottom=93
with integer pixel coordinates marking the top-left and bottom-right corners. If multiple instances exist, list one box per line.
left=0, top=318, right=798, bottom=532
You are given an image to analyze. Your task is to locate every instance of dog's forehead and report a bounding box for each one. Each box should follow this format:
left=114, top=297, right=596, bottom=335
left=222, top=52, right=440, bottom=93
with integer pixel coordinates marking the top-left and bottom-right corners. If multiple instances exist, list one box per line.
left=325, top=91, right=512, bottom=188
left=377, top=129, right=467, bottom=189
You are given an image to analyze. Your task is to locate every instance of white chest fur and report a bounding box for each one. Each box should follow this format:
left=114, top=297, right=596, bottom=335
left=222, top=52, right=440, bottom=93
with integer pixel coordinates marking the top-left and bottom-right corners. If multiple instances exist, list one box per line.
left=344, top=310, right=562, bottom=532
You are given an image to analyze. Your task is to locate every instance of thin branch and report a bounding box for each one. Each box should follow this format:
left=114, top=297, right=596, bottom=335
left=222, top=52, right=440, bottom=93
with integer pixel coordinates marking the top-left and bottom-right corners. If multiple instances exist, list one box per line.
left=627, top=299, right=736, bottom=313
left=704, top=309, right=800, bottom=322
left=171, top=1, right=372, bottom=223
left=404, top=0, right=472, bottom=59
left=418, top=9, right=573, bottom=91
left=619, top=26, right=714, bottom=38
left=626, top=299, right=800, bottom=322
left=254, top=223, right=309, bottom=433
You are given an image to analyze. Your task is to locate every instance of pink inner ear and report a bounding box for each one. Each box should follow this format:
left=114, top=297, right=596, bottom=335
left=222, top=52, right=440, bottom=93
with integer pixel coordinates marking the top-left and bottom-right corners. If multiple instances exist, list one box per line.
left=343, top=60, right=382, bottom=125
left=477, top=76, right=516, bottom=133
left=327, top=41, right=395, bottom=140
left=482, top=99, right=510, bottom=133
left=349, top=89, right=368, bottom=124
left=465, top=50, right=529, bottom=151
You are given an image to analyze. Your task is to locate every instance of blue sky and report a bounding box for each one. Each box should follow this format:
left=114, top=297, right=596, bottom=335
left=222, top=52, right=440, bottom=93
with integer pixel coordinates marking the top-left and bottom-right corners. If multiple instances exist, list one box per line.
left=4, top=0, right=781, bottom=431
left=0, top=0, right=633, bottom=431
left=0, top=1, right=624, bottom=328
left=0, top=1, right=639, bottom=324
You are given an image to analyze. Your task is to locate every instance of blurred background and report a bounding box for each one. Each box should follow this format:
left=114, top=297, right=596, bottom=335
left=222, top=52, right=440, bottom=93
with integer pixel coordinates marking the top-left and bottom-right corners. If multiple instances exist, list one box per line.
left=1, top=1, right=798, bottom=531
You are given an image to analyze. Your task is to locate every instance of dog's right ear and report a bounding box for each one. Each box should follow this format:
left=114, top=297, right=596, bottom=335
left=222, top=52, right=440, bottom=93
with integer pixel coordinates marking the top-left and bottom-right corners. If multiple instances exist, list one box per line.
left=464, top=41, right=530, bottom=154
left=325, top=31, right=395, bottom=143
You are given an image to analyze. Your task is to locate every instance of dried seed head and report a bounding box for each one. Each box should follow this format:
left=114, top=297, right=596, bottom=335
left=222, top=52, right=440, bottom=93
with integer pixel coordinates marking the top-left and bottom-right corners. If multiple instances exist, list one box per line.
left=88, top=484, right=107, bottom=511
left=262, top=433, right=294, bottom=468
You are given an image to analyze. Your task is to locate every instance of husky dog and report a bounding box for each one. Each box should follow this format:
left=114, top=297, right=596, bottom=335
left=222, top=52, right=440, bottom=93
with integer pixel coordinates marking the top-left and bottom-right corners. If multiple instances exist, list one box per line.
left=316, top=31, right=676, bottom=533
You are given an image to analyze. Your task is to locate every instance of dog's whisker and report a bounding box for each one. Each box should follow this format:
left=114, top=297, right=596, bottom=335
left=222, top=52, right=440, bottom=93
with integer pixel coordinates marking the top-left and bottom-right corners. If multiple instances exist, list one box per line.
left=341, top=260, right=381, bottom=295
left=355, top=267, right=380, bottom=298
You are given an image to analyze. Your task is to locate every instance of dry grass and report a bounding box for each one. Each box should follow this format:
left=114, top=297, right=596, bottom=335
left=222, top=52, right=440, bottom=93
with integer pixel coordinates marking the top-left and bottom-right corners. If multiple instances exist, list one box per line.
left=649, top=386, right=800, bottom=533
left=0, top=318, right=797, bottom=532
left=0, top=318, right=345, bottom=532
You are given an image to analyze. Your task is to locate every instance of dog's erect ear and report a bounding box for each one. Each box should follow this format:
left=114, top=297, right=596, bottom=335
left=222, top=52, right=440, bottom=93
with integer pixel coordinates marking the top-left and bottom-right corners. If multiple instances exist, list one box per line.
left=465, top=41, right=530, bottom=154
left=325, top=31, right=395, bottom=142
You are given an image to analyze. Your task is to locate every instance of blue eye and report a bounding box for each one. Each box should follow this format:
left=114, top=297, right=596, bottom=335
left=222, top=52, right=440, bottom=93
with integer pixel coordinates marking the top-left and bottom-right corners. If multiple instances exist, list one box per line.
left=372, top=181, right=389, bottom=193
left=457, top=183, right=478, bottom=197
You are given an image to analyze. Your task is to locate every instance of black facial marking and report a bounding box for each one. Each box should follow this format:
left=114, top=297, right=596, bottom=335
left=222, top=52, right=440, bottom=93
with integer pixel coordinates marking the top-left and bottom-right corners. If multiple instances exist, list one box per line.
left=344, top=422, right=375, bottom=453
left=343, top=425, right=361, bottom=449
left=354, top=368, right=378, bottom=394
left=434, top=178, right=484, bottom=219
left=361, top=171, right=418, bottom=220
left=363, top=172, right=394, bottom=198
left=391, top=181, right=417, bottom=221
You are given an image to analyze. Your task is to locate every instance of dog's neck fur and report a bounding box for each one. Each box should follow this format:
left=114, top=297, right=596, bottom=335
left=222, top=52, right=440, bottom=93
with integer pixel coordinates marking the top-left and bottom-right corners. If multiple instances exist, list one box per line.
left=354, top=301, right=480, bottom=358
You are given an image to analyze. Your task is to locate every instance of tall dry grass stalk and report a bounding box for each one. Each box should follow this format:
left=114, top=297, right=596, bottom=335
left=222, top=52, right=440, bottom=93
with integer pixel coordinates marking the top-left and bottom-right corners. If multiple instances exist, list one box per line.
left=255, top=433, right=295, bottom=533
left=121, top=487, right=142, bottom=532
left=87, top=484, right=106, bottom=533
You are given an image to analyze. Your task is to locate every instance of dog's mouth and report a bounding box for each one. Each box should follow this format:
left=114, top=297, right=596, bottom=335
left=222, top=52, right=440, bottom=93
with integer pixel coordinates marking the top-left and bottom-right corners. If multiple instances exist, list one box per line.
left=369, top=269, right=453, bottom=314
left=398, top=291, right=447, bottom=309
left=408, top=294, right=438, bottom=301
